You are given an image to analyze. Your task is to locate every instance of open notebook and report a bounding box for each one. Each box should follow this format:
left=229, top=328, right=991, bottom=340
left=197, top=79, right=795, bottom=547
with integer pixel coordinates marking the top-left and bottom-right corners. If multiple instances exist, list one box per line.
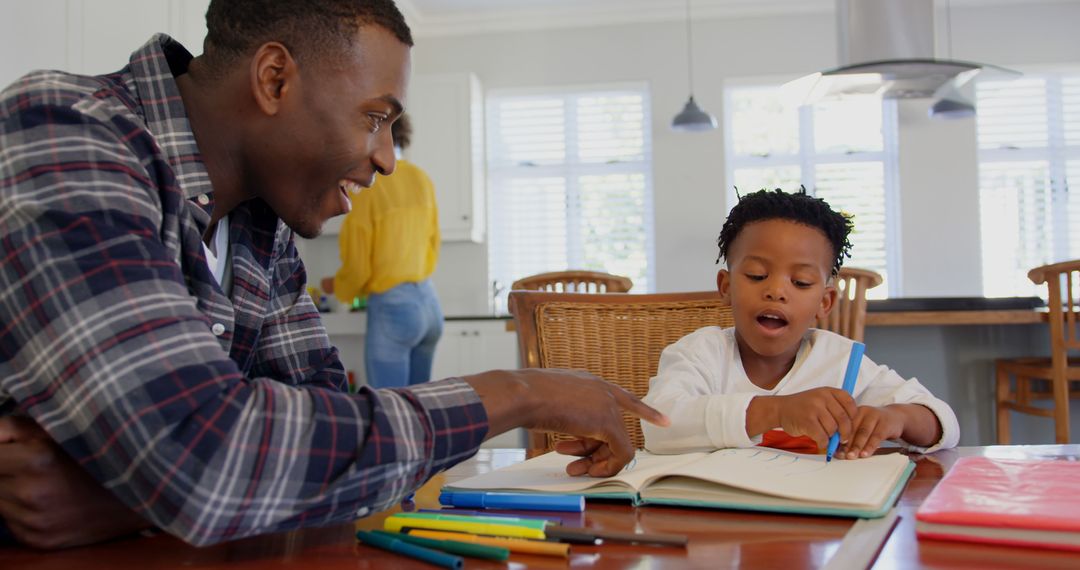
left=446, top=448, right=914, bottom=519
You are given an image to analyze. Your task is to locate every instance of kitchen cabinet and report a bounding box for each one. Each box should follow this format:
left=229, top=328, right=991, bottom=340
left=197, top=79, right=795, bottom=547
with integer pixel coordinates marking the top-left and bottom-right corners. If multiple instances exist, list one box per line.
left=406, top=72, right=486, bottom=243
left=431, top=319, right=517, bottom=380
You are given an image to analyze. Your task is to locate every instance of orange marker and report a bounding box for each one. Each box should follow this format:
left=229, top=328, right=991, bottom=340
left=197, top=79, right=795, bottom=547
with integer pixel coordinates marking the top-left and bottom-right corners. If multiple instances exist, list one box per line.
left=408, top=529, right=570, bottom=558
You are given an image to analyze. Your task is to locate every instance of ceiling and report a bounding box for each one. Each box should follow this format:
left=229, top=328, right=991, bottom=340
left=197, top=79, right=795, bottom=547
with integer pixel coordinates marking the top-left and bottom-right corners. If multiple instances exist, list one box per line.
left=397, top=0, right=1079, bottom=38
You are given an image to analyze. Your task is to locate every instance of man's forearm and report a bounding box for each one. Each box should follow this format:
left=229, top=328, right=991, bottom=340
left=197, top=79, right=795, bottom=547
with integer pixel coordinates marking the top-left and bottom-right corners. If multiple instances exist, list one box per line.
left=462, top=370, right=537, bottom=438
left=461, top=368, right=669, bottom=478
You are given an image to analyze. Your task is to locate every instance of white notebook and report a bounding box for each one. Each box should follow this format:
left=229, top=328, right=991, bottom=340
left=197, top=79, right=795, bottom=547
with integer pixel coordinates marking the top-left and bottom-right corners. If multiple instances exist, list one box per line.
left=446, top=448, right=914, bottom=518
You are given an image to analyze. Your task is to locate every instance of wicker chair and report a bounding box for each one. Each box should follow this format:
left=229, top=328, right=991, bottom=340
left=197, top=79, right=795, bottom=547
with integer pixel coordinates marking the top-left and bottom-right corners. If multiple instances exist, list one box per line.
left=511, top=270, right=633, bottom=294
left=995, top=260, right=1080, bottom=444
left=816, top=267, right=883, bottom=342
left=508, top=290, right=735, bottom=456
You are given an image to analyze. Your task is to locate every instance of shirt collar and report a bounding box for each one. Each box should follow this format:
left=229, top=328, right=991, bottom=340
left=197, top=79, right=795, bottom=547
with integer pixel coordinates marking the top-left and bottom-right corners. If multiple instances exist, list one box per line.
left=128, top=34, right=213, bottom=202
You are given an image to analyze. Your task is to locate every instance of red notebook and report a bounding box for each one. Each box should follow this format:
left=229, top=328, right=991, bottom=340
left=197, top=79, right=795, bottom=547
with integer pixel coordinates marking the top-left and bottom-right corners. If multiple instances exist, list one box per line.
left=916, top=456, right=1080, bottom=551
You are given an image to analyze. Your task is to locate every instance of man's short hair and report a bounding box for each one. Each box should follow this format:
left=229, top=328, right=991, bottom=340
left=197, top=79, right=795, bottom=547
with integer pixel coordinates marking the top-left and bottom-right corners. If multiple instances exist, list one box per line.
left=204, top=0, right=413, bottom=70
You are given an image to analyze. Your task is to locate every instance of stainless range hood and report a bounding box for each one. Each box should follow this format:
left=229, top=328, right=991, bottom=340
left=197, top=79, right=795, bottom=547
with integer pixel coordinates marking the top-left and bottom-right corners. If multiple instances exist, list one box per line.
left=784, top=0, right=1019, bottom=114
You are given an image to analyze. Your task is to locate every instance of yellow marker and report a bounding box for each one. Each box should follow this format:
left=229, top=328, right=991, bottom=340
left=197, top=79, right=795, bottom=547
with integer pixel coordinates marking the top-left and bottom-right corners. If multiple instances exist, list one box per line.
left=409, top=530, right=571, bottom=558
left=384, top=513, right=547, bottom=540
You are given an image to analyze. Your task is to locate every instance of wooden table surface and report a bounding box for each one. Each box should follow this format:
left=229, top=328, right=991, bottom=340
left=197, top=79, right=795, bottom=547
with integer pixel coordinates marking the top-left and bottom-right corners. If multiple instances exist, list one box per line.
left=5, top=445, right=1080, bottom=569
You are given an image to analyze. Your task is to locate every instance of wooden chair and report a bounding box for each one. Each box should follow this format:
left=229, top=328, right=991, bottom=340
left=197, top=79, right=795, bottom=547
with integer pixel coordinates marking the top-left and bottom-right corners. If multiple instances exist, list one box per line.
left=995, top=260, right=1080, bottom=444
left=511, top=270, right=633, bottom=294
left=508, top=290, right=735, bottom=456
left=817, top=267, right=883, bottom=342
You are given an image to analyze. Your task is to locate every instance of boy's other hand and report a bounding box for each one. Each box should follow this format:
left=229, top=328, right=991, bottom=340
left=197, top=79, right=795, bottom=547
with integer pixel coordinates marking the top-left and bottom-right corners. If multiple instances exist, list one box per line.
left=463, top=369, right=669, bottom=478
left=838, top=405, right=905, bottom=459
left=769, top=387, right=857, bottom=451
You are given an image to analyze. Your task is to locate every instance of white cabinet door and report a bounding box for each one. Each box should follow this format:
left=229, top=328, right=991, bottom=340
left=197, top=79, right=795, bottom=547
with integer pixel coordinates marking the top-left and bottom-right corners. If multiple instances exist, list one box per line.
left=406, top=73, right=485, bottom=243
left=431, top=320, right=516, bottom=380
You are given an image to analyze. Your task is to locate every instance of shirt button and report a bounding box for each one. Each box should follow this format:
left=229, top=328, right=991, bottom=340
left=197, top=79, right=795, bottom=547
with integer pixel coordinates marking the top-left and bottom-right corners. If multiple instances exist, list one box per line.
left=197, top=193, right=210, bottom=205
left=211, top=323, right=226, bottom=336
left=355, top=507, right=369, bottom=518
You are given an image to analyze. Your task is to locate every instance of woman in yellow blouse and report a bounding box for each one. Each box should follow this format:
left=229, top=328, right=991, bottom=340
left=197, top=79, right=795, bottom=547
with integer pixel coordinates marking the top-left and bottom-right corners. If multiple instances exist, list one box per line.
left=323, top=114, right=442, bottom=388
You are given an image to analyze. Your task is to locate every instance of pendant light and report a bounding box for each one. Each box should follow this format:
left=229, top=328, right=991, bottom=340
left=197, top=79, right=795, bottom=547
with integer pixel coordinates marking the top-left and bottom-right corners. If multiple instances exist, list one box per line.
left=671, top=0, right=717, bottom=132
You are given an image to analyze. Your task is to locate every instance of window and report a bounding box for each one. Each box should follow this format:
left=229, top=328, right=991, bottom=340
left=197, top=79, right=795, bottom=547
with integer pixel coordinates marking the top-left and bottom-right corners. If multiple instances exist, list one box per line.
left=723, top=84, right=899, bottom=298
left=976, top=72, right=1080, bottom=298
left=486, top=86, right=654, bottom=312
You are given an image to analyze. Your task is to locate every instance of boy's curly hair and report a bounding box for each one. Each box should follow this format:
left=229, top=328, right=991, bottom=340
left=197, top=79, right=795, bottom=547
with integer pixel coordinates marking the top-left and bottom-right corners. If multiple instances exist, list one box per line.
left=716, top=187, right=854, bottom=276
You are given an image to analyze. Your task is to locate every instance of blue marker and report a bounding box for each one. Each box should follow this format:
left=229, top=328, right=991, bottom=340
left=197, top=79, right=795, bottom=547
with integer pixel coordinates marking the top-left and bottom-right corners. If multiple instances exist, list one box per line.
left=826, top=341, right=865, bottom=463
left=439, top=491, right=585, bottom=512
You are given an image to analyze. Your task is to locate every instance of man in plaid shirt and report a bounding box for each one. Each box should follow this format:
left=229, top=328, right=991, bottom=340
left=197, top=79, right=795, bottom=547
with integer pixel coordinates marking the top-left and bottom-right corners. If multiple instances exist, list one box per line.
left=0, top=0, right=667, bottom=549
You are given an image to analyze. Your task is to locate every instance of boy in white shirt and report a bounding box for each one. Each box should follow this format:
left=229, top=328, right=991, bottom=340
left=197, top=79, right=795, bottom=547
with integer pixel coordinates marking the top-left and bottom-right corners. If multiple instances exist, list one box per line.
left=642, top=189, right=959, bottom=458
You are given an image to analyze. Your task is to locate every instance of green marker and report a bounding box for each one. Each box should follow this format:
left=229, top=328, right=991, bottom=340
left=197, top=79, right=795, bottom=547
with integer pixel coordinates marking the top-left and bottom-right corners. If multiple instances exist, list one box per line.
left=356, top=530, right=462, bottom=569
left=370, top=530, right=510, bottom=561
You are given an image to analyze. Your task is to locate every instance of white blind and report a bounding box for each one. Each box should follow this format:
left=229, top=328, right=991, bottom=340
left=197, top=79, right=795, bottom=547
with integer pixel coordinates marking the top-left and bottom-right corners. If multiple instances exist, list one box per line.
left=724, top=86, right=898, bottom=298
left=976, top=72, right=1080, bottom=297
left=487, top=87, right=654, bottom=313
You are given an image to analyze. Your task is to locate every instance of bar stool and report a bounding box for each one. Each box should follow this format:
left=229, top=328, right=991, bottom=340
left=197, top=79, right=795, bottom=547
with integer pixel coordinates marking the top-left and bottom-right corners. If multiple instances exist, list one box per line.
left=995, top=260, right=1080, bottom=444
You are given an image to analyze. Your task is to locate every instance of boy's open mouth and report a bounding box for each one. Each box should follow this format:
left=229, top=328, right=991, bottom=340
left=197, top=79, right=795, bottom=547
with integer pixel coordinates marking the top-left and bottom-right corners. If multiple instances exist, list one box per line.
left=756, top=313, right=789, bottom=330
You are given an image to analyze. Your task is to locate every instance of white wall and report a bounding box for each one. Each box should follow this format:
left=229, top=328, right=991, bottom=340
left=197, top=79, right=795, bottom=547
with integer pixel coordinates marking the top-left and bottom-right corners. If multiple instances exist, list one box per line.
left=4, top=1, right=1080, bottom=317
left=417, top=13, right=836, bottom=314
left=0, top=0, right=208, bottom=88
left=415, top=1, right=1080, bottom=315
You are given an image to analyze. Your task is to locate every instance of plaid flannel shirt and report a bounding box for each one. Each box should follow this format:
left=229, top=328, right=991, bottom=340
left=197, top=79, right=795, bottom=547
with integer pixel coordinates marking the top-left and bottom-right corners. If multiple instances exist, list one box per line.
left=0, top=35, right=487, bottom=546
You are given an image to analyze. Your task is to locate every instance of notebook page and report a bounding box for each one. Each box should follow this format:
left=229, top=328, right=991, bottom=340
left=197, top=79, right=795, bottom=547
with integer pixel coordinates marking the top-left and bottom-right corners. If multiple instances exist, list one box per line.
left=661, top=448, right=909, bottom=507
left=448, top=450, right=708, bottom=493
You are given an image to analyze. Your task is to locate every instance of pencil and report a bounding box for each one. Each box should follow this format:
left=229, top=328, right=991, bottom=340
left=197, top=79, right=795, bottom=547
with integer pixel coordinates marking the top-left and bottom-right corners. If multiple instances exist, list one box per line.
left=408, top=529, right=571, bottom=558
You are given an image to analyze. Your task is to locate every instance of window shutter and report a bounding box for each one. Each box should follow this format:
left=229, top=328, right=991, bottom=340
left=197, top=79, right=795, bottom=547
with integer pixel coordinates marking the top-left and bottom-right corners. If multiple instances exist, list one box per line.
left=487, top=88, right=653, bottom=312
left=977, top=73, right=1080, bottom=297
left=725, top=85, right=897, bottom=298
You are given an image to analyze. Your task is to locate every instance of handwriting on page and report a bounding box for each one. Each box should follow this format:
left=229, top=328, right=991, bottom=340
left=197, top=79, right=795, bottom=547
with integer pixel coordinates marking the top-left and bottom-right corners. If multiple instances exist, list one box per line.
left=715, top=449, right=827, bottom=476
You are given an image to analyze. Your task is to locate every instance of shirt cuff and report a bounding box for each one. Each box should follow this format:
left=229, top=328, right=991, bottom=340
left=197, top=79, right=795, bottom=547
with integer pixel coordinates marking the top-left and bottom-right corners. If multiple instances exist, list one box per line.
left=706, top=392, right=758, bottom=448
left=403, top=377, right=489, bottom=475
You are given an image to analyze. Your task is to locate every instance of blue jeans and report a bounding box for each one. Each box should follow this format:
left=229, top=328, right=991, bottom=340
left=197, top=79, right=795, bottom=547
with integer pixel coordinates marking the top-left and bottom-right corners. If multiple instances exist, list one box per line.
left=365, top=279, right=443, bottom=388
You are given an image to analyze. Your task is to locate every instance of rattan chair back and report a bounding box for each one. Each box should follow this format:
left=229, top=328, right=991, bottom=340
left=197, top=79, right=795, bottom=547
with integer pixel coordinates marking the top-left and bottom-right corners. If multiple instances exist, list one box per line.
left=509, top=290, right=734, bottom=454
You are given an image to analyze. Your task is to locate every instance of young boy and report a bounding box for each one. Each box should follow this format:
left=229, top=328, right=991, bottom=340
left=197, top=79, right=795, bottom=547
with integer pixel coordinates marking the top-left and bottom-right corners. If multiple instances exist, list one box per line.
left=642, top=189, right=959, bottom=459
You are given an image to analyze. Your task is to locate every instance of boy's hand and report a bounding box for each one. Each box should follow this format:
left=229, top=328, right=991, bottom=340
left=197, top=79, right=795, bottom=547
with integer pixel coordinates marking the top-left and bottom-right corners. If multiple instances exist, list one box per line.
left=837, top=405, right=905, bottom=459
left=763, top=387, right=857, bottom=450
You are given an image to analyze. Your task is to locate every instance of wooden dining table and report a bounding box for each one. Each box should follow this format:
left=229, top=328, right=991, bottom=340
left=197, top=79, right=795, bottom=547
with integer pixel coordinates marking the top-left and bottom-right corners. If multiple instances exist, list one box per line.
left=5, top=445, right=1080, bottom=569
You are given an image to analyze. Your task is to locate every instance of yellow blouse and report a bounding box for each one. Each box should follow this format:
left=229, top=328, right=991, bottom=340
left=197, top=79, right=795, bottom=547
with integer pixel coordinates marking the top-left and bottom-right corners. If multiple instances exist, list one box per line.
left=332, top=159, right=440, bottom=301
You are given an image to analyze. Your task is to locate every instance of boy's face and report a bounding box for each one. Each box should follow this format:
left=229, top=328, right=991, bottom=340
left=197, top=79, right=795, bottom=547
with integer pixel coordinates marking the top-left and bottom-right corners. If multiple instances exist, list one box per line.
left=717, top=219, right=838, bottom=363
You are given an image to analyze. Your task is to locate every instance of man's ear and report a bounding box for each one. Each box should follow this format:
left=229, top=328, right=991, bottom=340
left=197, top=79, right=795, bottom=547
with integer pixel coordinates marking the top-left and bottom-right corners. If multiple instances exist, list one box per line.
left=717, top=268, right=732, bottom=303
left=250, top=42, right=297, bottom=116
left=817, top=279, right=838, bottom=321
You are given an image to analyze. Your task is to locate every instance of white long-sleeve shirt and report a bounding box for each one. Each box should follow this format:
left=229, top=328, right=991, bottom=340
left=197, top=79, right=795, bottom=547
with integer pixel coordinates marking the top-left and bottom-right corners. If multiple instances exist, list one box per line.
left=641, top=327, right=960, bottom=454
